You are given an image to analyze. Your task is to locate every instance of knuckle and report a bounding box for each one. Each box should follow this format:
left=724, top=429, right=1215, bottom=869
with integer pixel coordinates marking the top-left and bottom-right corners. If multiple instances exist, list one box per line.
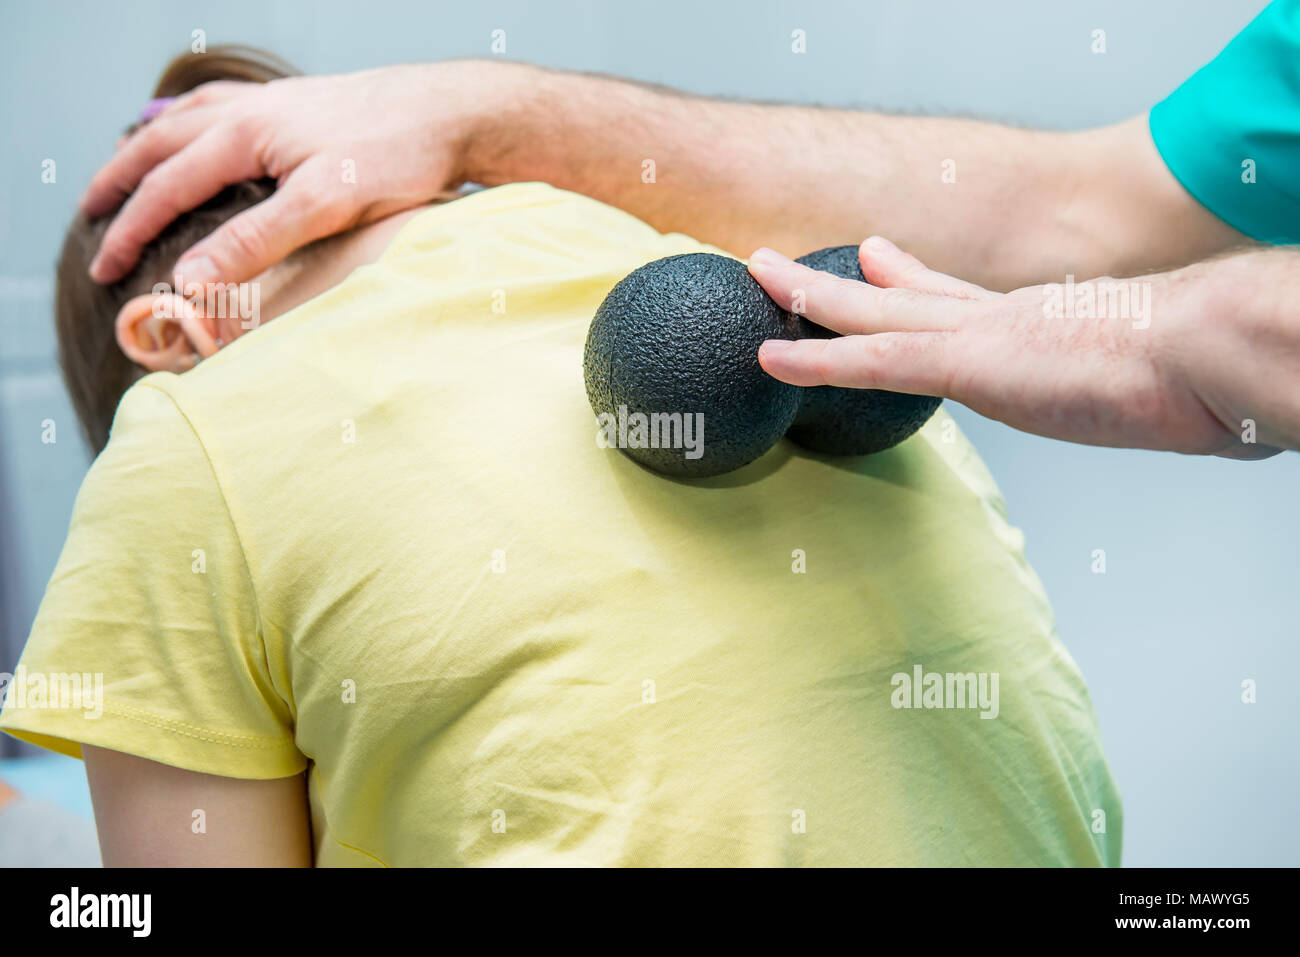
left=863, top=332, right=901, bottom=365
left=897, top=256, right=929, bottom=284
left=296, top=172, right=335, bottom=210
left=277, top=181, right=315, bottom=217
left=309, top=174, right=363, bottom=230
left=319, top=198, right=357, bottom=234
left=932, top=345, right=959, bottom=398
left=807, top=273, right=855, bottom=314
left=107, top=209, right=153, bottom=254
left=286, top=181, right=342, bottom=233
left=875, top=286, right=914, bottom=321
left=807, top=270, right=839, bottom=288
left=229, top=109, right=263, bottom=145
left=221, top=215, right=269, bottom=261
left=133, top=170, right=179, bottom=219
left=809, top=340, right=840, bottom=384
left=132, top=122, right=163, bottom=156
left=135, top=166, right=165, bottom=198
left=188, top=80, right=230, bottom=105
left=845, top=336, right=888, bottom=387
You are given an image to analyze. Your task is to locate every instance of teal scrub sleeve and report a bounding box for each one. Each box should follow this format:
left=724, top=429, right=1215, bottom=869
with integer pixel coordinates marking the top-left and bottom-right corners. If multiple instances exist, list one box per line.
left=1149, top=0, right=1300, bottom=244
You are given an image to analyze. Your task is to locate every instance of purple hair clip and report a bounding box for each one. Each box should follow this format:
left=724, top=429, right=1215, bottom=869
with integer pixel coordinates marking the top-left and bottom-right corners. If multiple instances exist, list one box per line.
left=138, top=97, right=176, bottom=124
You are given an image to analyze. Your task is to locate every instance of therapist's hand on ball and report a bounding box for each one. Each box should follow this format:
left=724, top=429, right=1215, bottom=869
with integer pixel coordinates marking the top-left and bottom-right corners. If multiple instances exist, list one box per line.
left=81, top=61, right=504, bottom=285
left=749, top=238, right=1298, bottom=459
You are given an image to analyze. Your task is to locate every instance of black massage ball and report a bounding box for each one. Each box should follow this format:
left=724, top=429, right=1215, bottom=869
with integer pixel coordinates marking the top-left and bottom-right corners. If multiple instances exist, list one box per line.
left=584, top=247, right=941, bottom=478
left=784, top=245, right=942, bottom=456
left=584, top=253, right=802, bottom=477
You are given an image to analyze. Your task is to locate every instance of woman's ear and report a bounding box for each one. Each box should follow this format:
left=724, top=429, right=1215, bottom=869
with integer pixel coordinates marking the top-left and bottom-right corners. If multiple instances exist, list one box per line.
left=114, top=292, right=219, bottom=372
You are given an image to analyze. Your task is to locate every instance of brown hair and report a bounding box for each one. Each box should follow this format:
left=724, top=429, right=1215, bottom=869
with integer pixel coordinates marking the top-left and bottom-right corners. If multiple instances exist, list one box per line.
left=56, top=46, right=299, bottom=455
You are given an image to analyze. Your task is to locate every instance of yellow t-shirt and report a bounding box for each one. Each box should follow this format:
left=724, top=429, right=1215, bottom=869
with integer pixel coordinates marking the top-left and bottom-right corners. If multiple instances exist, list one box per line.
left=1, top=182, right=1120, bottom=866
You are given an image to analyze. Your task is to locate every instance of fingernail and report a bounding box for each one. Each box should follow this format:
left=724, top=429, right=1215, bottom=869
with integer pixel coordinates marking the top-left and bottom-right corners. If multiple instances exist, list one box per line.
left=88, top=254, right=107, bottom=281
left=174, top=255, right=216, bottom=289
left=138, top=97, right=176, bottom=124
left=864, top=236, right=896, bottom=253
left=748, top=247, right=793, bottom=270
left=760, top=339, right=794, bottom=355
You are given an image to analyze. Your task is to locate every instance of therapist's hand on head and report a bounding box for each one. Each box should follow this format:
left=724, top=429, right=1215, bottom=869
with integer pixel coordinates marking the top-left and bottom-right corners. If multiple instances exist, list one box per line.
left=81, top=62, right=498, bottom=286
left=748, top=239, right=1299, bottom=459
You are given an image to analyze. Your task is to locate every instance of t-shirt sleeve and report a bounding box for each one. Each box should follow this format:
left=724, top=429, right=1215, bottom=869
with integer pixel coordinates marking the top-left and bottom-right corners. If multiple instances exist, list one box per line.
left=1149, top=0, right=1300, bottom=243
left=0, top=380, right=305, bottom=779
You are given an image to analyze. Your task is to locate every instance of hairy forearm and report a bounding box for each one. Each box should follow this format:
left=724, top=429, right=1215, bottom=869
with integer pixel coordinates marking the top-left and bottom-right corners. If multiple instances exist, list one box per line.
left=461, top=62, right=1247, bottom=290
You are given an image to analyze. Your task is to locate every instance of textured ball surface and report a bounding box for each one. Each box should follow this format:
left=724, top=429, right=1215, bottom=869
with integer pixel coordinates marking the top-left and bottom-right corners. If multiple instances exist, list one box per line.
left=584, top=253, right=802, bottom=477
left=786, top=245, right=942, bottom=455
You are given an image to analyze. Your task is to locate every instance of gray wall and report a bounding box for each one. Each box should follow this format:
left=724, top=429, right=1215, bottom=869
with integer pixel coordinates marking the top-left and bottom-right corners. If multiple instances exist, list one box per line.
left=1, top=0, right=1295, bottom=865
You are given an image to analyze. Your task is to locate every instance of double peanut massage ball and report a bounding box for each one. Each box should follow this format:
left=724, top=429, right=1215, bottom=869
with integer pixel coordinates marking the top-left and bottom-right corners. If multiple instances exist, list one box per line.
left=583, top=246, right=941, bottom=478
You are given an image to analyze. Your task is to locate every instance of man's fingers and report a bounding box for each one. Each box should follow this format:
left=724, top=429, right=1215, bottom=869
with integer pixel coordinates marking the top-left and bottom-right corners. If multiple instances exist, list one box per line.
left=80, top=104, right=232, bottom=222
left=164, top=80, right=256, bottom=116
left=857, top=236, right=994, bottom=300
left=758, top=332, right=957, bottom=396
left=90, top=127, right=264, bottom=283
left=748, top=247, right=968, bottom=334
left=172, top=163, right=355, bottom=286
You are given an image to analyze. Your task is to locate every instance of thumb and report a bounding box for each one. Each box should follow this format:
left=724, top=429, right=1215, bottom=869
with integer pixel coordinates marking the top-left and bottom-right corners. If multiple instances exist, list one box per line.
left=172, top=166, right=351, bottom=287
